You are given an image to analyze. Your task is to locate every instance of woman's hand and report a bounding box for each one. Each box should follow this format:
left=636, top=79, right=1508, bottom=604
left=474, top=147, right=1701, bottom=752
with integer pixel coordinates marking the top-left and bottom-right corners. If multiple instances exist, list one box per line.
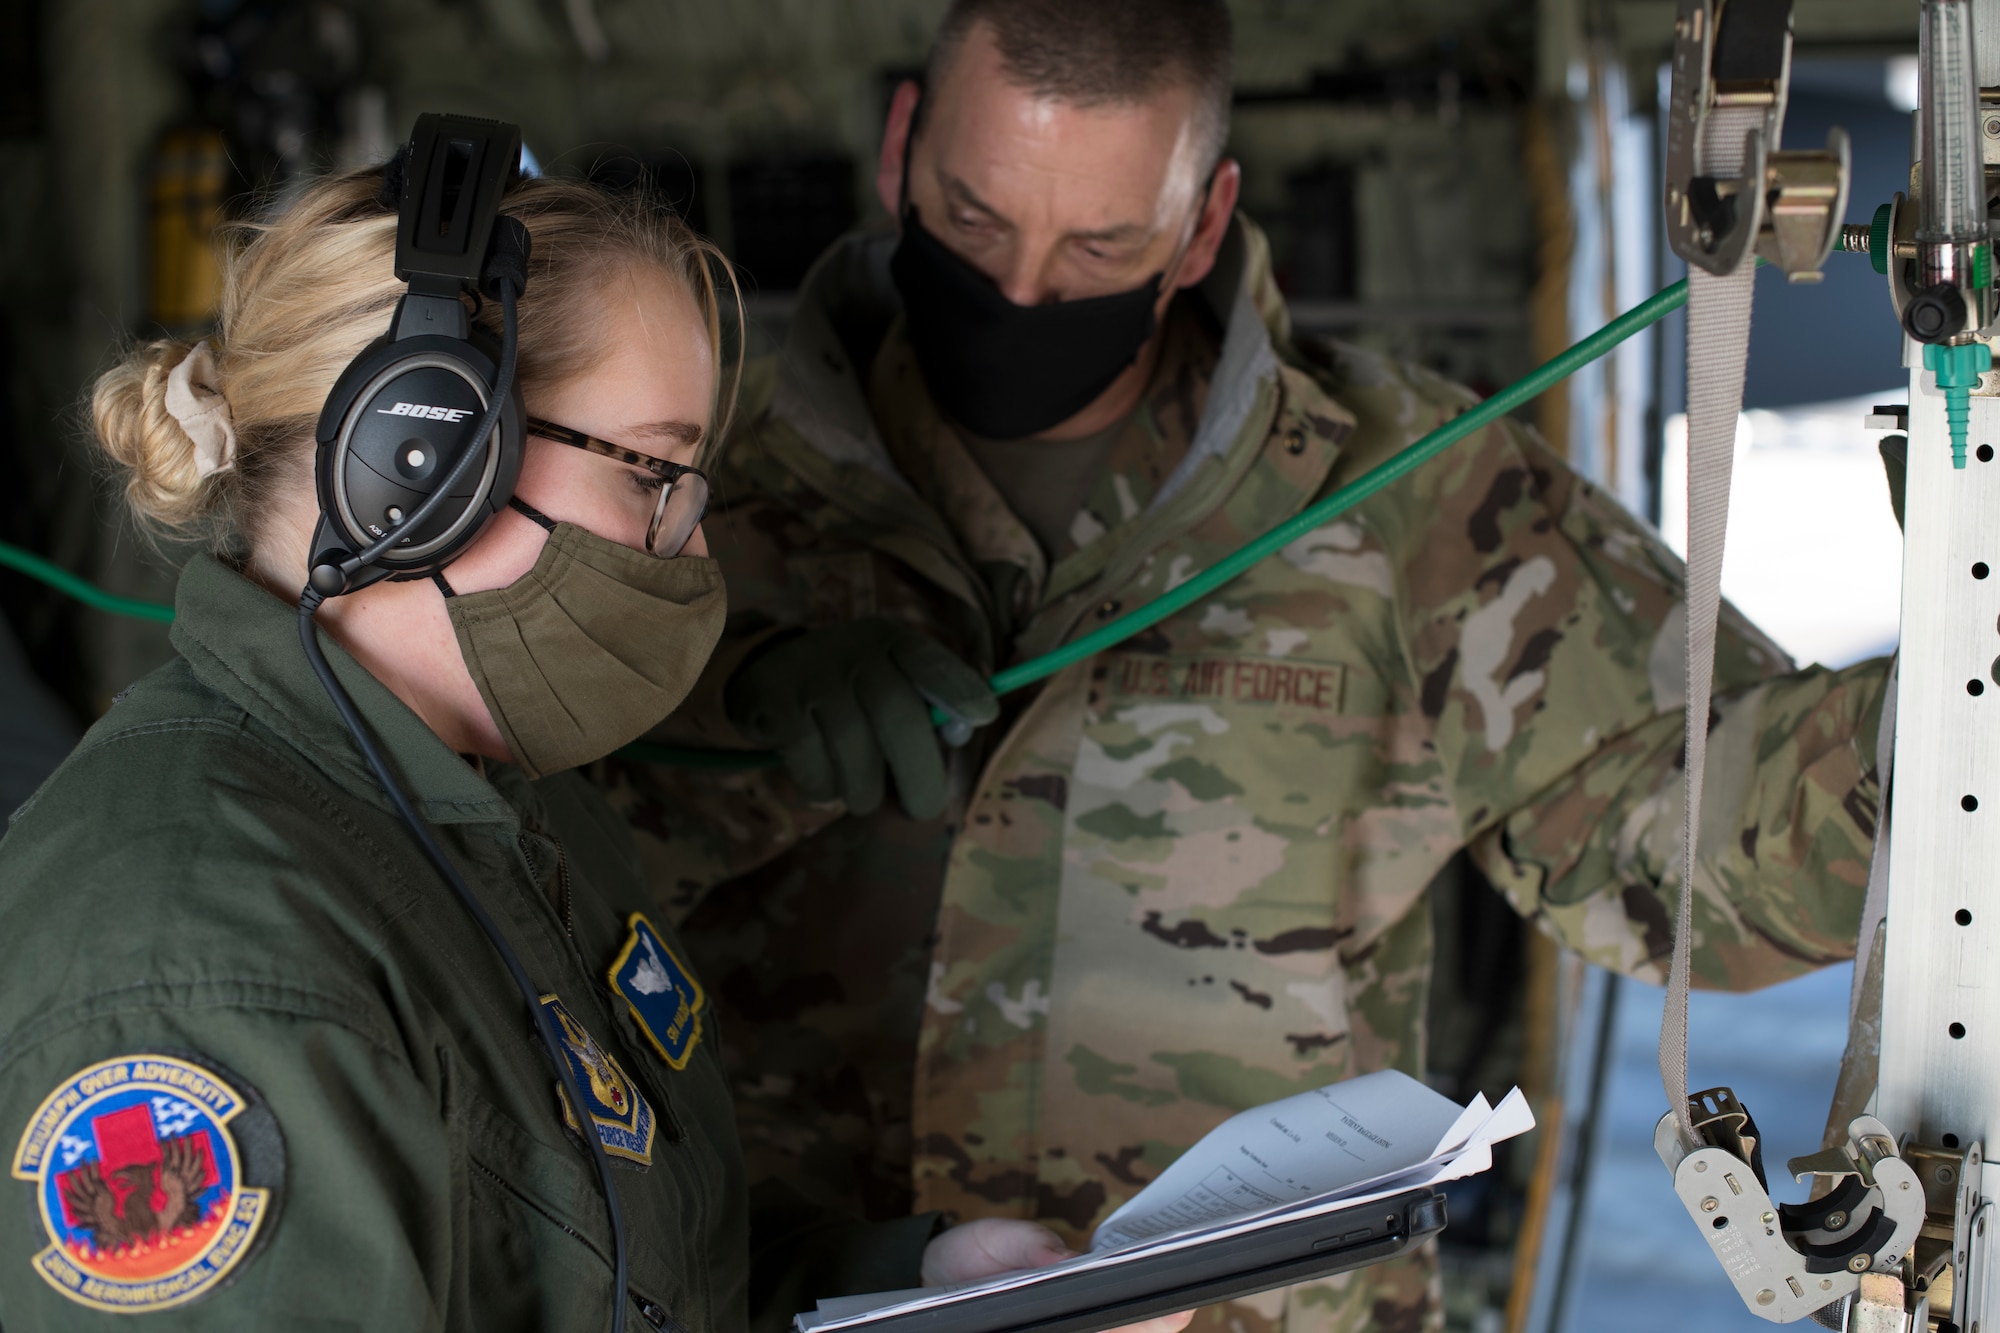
left=919, top=1219, right=1195, bottom=1333
left=920, top=1217, right=1071, bottom=1284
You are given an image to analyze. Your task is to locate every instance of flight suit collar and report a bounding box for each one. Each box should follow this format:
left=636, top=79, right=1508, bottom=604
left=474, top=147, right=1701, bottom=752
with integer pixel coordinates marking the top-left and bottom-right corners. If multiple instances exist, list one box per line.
left=169, top=554, right=516, bottom=826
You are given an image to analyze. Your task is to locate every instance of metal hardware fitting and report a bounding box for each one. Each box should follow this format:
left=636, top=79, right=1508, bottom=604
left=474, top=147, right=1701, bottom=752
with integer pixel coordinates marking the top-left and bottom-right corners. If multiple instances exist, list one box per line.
left=1663, top=0, right=1851, bottom=281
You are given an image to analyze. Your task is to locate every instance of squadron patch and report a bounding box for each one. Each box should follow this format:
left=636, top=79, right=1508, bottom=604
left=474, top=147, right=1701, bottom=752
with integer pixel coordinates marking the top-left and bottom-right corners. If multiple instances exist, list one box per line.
left=607, top=913, right=706, bottom=1069
left=540, top=995, right=655, bottom=1166
left=10, top=1054, right=277, bottom=1314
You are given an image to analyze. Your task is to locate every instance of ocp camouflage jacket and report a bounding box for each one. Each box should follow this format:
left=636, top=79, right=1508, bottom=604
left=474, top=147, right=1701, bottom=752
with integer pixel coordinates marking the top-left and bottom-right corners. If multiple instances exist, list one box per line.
left=599, top=215, right=1884, bottom=1332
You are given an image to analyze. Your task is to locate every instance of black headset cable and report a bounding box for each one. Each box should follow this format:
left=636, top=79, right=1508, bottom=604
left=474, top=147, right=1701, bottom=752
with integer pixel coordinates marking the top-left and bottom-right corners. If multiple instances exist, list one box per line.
left=297, top=274, right=632, bottom=1333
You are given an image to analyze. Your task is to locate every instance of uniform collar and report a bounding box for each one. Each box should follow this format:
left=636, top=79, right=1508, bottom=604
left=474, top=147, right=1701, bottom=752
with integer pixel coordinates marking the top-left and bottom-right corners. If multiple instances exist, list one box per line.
left=1152, top=219, right=1282, bottom=509
left=770, top=222, right=919, bottom=498
left=764, top=213, right=1358, bottom=657
left=169, top=555, right=517, bottom=826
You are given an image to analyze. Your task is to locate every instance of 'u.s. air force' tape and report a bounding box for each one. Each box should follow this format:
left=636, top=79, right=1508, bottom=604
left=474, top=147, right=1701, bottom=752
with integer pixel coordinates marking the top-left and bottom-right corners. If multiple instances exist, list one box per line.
left=607, top=914, right=707, bottom=1070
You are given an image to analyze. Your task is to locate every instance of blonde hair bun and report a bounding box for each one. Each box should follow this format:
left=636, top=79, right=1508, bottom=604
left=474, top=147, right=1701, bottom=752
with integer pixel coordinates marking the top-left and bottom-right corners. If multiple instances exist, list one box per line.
left=91, top=339, right=224, bottom=534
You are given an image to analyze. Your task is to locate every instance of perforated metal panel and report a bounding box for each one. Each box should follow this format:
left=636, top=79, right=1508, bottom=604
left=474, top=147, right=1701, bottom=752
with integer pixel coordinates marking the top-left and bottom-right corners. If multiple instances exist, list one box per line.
left=1878, top=368, right=2000, bottom=1328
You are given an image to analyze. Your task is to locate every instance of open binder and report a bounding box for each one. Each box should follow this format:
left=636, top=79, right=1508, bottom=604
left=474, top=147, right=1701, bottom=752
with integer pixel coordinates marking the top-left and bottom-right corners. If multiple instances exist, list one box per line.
left=803, top=1187, right=1446, bottom=1333
left=797, top=1070, right=1533, bottom=1333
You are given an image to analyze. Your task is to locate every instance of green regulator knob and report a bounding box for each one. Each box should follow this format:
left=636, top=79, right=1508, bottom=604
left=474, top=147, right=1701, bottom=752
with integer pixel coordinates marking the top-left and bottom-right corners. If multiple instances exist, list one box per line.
left=1869, top=203, right=1892, bottom=276
left=1923, top=340, right=1991, bottom=468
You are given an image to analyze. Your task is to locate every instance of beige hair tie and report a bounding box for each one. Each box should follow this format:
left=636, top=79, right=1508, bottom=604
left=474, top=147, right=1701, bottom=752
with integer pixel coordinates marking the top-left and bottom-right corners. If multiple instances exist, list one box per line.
left=164, top=341, right=237, bottom=478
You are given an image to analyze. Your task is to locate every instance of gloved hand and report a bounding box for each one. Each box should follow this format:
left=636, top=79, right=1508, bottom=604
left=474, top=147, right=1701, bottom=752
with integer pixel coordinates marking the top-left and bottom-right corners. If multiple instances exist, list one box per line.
left=725, top=619, right=999, bottom=819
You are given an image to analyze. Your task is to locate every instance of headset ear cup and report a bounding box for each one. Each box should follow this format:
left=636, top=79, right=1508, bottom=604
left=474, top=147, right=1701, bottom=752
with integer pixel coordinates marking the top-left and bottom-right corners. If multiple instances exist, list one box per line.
left=312, top=334, right=522, bottom=581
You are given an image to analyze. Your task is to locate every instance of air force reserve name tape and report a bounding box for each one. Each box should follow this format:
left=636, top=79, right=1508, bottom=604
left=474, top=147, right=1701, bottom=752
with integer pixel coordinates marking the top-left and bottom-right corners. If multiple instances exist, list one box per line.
left=607, top=913, right=706, bottom=1070
left=11, top=1054, right=280, bottom=1313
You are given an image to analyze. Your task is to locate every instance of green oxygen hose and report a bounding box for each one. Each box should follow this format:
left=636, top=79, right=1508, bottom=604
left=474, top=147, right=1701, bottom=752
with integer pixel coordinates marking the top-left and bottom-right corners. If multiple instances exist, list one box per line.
left=1002, top=277, right=1690, bottom=690
left=0, top=276, right=1691, bottom=768
left=0, top=540, right=176, bottom=623
left=625, top=274, right=1693, bottom=767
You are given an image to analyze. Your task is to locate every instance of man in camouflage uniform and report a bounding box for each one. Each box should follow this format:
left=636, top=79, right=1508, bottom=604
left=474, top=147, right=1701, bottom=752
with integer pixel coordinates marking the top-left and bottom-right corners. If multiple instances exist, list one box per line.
left=597, top=2, right=1885, bottom=1328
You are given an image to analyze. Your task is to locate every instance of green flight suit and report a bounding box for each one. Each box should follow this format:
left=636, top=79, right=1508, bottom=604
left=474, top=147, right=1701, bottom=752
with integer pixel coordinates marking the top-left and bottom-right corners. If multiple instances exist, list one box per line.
left=0, top=555, right=933, bottom=1332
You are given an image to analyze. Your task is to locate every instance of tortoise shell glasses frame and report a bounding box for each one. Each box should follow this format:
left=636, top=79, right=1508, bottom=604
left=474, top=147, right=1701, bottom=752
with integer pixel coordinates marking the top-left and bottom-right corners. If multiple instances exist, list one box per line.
left=524, top=416, right=711, bottom=557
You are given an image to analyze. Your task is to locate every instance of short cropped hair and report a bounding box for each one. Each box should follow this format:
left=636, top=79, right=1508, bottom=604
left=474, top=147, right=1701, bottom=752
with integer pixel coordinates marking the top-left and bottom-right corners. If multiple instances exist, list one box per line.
left=924, top=0, right=1234, bottom=176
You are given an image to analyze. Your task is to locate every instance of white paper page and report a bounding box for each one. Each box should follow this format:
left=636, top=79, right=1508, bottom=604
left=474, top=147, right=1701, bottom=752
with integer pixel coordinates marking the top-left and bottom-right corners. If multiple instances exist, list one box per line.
left=1091, top=1069, right=1465, bottom=1250
left=1104, top=1088, right=1529, bottom=1257
left=1043, top=1089, right=1531, bottom=1287
left=1432, top=1093, right=1493, bottom=1157
left=795, top=1086, right=1536, bottom=1333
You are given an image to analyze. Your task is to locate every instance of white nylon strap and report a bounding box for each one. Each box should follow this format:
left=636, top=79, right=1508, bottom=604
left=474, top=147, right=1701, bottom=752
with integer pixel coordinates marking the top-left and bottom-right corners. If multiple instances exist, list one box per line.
left=1659, top=104, right=1762, bottom=1145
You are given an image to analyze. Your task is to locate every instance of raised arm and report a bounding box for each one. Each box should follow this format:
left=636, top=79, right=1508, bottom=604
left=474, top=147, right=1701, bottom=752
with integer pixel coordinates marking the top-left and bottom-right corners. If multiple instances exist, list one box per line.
left=1362, top=391, right=1879, bottom=990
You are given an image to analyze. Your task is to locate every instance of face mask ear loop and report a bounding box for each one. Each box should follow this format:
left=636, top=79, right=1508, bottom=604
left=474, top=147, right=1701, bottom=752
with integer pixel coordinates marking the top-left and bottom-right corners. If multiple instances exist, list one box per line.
left=508, top=497, right=560, bottom=532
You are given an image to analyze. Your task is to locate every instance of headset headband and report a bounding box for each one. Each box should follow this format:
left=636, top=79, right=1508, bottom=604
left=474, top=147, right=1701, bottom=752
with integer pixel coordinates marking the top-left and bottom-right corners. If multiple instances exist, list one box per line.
left=395, top=115, right=521, bottom=291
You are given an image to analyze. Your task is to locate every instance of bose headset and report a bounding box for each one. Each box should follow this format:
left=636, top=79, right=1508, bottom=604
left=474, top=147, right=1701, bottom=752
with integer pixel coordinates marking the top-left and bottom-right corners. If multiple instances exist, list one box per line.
left=307, top=113, right=526, bottom=595
left=295, top=114, right=633, bottom=1332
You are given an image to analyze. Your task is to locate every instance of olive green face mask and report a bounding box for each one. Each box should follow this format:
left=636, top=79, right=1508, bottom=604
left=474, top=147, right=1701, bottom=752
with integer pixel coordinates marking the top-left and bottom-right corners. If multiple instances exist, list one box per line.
left=444, top=520, right=726, bottom=779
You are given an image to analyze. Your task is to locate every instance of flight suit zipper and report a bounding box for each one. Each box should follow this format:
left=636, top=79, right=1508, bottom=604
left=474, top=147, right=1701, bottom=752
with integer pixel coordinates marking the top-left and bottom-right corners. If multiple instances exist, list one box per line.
left=630, top=1291, right=681, bottom=1331
left=553, top=841, right=575, bottom=939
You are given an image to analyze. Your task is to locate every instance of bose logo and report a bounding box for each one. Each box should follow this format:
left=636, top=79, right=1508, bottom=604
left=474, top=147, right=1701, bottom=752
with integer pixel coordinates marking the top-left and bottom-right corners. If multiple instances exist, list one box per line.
left=377, top=401, right=473, bottom=422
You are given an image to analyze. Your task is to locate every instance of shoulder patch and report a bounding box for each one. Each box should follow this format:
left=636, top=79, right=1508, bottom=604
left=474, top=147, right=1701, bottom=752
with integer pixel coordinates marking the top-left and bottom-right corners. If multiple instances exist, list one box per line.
left=540, top=995, right=655, bottom=1166
left=10, top=1054, right=282, bottom=1313
left=607, top=913, right=707, bottom=1070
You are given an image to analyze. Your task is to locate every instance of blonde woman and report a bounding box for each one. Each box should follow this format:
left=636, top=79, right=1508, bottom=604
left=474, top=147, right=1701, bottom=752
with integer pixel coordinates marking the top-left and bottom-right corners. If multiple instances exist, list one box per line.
left=0, top=164, right=1179, bottom=1333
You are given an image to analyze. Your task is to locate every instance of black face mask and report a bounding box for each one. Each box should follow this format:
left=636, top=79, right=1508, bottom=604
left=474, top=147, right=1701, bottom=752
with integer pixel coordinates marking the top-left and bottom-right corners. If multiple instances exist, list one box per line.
left=889, top=206, right=1167, bottom=440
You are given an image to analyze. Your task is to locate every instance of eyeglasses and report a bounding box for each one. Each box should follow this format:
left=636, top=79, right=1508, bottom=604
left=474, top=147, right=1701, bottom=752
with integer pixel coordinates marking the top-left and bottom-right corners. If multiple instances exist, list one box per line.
left=525, top=417, right=711, bottom=557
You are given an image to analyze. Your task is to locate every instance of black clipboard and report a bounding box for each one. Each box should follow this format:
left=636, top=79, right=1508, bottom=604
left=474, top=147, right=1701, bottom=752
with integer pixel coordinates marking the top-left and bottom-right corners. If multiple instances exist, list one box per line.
left=801, top=1187, right=1449, bottom=1333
